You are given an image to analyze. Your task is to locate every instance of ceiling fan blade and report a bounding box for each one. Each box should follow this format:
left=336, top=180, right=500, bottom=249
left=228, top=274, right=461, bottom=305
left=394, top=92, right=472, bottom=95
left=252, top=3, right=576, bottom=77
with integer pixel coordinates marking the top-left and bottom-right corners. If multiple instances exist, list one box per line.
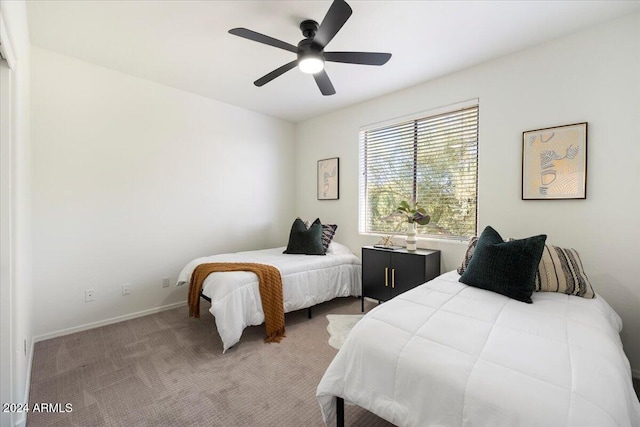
left=313, top=0, right=352, bottom=48
left=324, top=51, right=392, bottom=66
left=254, top=60, right=299, bottom=87
left=229, top=28, right=298, bottom=53
left=313, top=70, right=336, bottom=96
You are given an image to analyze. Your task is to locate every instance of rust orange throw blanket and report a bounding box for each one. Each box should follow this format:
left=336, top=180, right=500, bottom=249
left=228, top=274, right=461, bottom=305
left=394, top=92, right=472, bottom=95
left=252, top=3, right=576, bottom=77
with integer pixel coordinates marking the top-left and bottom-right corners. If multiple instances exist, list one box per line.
left=188, top=263, right=286, bottom=343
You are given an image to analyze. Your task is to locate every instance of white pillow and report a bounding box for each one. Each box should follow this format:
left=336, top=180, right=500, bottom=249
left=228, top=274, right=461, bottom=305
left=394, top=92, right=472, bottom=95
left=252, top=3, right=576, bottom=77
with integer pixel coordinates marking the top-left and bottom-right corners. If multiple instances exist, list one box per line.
left=326, top=241, right=352, bottom=255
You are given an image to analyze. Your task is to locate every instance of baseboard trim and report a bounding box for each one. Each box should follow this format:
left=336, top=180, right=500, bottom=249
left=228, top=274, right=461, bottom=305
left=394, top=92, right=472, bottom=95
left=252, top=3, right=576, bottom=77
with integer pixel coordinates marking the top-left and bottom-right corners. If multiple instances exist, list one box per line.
left=33, top=301, right=186, bottom=343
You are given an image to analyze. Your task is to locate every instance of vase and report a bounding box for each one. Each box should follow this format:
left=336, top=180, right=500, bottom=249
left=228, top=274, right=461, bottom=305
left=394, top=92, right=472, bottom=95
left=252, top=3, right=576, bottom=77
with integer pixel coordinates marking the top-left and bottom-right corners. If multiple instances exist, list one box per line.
left=406, top=222, right=417, bottom=251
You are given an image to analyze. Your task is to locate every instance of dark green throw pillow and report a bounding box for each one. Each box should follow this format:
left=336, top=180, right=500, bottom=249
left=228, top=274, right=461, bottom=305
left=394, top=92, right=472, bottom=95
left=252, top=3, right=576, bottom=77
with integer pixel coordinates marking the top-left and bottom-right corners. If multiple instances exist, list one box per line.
left=283, top=218, right=325, bottom=255
left=459, top=226, right=547, bottom=303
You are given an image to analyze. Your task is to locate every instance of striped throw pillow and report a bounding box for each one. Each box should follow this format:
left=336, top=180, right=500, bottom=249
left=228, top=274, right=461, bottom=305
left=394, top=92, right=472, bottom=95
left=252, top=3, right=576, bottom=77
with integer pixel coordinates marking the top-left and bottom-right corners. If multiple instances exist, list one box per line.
left=535, top=245, right=595, bottom=298
left=321, top=224, right=338, bottom=252
left=457, top=237, right=478, bottom=275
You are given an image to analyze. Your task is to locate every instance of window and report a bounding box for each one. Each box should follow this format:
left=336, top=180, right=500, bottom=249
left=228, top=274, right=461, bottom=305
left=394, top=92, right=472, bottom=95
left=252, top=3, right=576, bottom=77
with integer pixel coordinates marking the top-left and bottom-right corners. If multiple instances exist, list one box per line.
left=359, top=100, right=478, bottom=240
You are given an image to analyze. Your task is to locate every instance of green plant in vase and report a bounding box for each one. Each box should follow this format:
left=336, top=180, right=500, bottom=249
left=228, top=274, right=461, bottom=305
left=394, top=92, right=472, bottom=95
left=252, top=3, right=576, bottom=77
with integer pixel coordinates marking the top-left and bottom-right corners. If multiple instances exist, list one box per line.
left=393, top=200, right=431, bottom=226
left=384, top=200, right=430, bottom=251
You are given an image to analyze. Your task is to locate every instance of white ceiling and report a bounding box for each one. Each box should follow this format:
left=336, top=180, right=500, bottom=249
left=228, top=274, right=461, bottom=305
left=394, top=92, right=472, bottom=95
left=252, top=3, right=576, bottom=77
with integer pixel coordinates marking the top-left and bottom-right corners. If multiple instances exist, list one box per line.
left=26, top=1, right=640, bottom=123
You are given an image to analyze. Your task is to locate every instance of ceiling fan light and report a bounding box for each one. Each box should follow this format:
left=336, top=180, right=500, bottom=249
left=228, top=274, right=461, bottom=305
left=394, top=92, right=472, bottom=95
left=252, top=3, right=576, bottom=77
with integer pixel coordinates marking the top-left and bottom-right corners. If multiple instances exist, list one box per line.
left=299, top=56, right=324, bottom=74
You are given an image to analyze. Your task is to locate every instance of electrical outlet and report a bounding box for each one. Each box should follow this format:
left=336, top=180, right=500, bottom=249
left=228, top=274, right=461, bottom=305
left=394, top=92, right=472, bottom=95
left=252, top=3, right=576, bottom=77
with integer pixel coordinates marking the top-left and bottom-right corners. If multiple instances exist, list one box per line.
left=122, top=284, right=130, bottom=295
left=85, top=289, right=95, bottom=302
left=162, top=277, right=170, bottom=288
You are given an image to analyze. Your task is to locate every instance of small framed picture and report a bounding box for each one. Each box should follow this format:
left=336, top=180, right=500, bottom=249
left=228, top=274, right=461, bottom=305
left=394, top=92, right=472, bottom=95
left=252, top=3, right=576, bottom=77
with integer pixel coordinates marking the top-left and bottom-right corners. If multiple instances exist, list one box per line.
left=522, top=122, right=587, bottom=200
left=317, top=157, right=339, bottom=200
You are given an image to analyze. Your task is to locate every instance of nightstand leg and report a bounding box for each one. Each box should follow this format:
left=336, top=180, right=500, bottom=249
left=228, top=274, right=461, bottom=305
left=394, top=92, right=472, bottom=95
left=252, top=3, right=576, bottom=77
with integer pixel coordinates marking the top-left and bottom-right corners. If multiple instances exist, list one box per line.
left=361, top=295, right=364, bottom=312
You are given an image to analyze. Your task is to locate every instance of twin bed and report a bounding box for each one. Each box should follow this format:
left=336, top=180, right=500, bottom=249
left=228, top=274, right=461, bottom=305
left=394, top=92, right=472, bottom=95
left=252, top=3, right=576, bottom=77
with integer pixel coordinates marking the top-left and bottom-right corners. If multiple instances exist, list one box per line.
left=316, top=270, right=640, bottom=426
left=177, top=242, right=361, bottom=352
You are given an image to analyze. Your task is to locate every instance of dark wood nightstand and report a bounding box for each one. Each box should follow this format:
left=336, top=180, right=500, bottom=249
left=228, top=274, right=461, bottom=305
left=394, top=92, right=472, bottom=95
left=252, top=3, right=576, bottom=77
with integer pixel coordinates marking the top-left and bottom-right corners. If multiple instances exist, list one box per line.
left=361, top=246, right=441, bottom=312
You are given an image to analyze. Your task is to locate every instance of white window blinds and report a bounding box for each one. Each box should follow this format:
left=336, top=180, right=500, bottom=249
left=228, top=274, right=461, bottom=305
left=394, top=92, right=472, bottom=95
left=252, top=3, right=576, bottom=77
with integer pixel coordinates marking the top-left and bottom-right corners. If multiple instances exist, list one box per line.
left=359, top=102, right=479, bottom=240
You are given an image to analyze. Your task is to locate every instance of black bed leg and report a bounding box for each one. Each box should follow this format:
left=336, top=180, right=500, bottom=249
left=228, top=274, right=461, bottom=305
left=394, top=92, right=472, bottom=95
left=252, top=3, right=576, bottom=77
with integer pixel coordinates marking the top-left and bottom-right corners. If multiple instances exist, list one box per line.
left=307, top=307, right=312, bottom=319
left=336, top=397, right=344, bottom=427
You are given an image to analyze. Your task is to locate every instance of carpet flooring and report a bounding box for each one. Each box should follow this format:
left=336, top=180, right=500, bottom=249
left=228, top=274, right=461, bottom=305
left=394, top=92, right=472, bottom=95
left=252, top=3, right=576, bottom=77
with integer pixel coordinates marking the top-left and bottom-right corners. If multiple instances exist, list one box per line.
left=28, top=297, right=393, bottom=427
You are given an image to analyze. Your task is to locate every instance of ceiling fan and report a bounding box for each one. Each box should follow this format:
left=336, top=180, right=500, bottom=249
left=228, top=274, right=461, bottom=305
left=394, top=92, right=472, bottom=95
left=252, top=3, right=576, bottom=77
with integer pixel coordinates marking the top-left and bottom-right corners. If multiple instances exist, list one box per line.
left=228, top=0, right=392, bottom=96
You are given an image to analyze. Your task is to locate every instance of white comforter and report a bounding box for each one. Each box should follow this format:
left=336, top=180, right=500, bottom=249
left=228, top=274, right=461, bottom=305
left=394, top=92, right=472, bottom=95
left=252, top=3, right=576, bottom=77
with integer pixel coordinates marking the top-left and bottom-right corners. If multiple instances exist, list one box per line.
left=177, top=247, right=361, bottom=352
left=317, top=271, right=640, bottom=427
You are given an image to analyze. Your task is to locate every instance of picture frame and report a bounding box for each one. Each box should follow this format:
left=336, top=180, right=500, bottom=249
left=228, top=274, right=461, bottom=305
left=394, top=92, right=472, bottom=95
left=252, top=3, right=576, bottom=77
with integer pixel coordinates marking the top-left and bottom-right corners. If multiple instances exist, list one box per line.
left=522, top=122, right=587, bottom=200
left=317, top=157, right=339, bottom=200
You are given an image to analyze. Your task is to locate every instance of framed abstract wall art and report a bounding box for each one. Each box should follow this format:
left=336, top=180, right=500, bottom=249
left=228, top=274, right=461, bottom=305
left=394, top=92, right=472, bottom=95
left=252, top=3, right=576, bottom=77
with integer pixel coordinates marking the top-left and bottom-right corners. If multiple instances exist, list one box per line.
left=522, top=122, right=587, bottom=200
left=317, top=157, right=339, bottom=200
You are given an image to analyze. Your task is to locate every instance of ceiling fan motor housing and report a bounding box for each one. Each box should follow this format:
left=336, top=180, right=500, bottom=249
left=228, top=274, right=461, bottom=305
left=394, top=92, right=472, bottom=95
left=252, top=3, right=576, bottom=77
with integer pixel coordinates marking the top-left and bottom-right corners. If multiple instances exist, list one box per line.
left=298, top=38, right=323, bottom=58
left=298, top=20, right=323, bottom=60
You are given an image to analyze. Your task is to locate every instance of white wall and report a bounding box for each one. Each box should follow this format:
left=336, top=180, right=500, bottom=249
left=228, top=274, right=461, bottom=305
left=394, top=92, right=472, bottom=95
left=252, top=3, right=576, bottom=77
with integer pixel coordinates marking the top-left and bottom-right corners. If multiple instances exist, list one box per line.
left=0, top=1, right=32, bottom=426
left=31, top=48, right=296, bottom=339
left=295, top=13, right=640, bottom=373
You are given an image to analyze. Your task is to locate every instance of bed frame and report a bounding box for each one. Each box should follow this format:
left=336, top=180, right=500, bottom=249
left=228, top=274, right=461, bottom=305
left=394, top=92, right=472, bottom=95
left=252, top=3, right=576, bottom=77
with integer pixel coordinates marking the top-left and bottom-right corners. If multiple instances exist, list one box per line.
left=336, top=397, right=344, bottom=427
left=199, top=290, right=313, bottom=319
